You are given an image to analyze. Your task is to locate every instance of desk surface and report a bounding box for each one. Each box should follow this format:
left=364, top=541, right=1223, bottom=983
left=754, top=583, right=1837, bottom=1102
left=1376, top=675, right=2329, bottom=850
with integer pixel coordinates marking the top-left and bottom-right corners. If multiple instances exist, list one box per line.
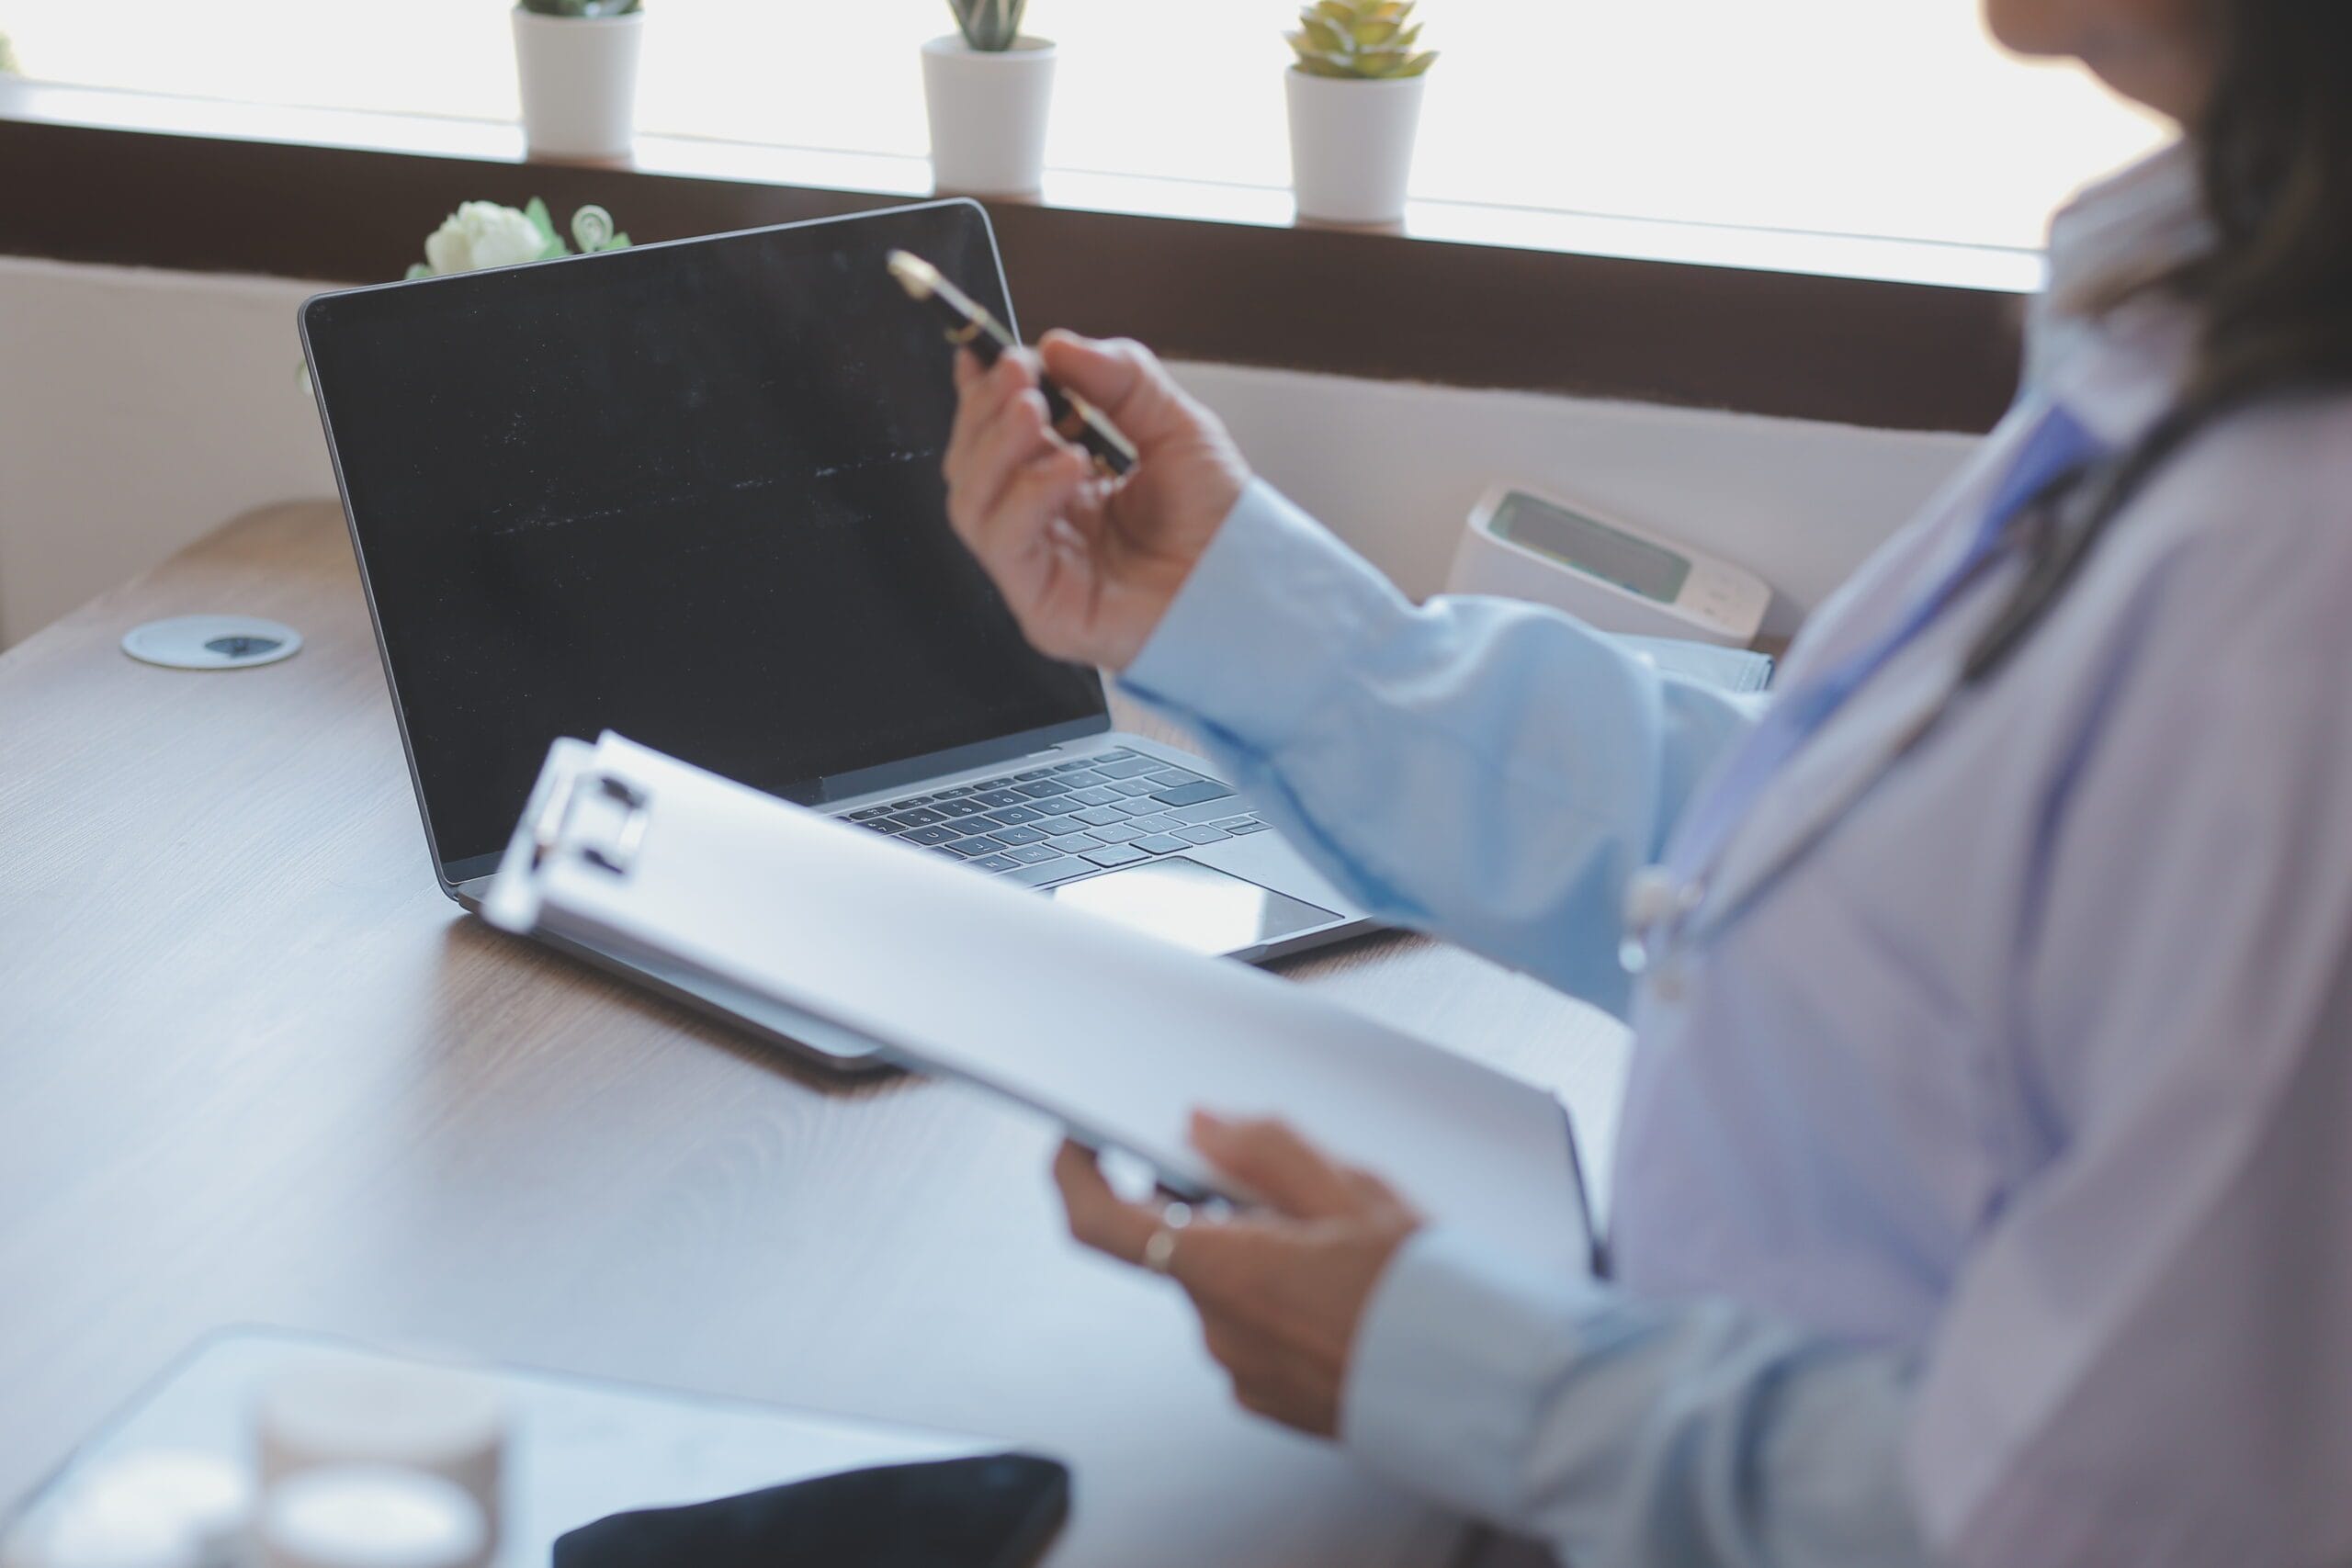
left=0, top=502, right=1628, bottom=1566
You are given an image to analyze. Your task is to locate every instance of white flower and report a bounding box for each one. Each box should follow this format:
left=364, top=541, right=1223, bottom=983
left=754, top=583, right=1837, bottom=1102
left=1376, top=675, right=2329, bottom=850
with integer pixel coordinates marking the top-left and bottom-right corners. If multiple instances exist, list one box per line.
left=423, top=202, right=547, bottom=276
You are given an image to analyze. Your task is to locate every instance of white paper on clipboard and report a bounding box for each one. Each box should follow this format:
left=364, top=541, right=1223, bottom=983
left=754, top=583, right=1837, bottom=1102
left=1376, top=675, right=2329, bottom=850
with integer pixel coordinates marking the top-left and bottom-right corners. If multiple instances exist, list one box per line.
left=485, top=733, right=1595, bottom=1280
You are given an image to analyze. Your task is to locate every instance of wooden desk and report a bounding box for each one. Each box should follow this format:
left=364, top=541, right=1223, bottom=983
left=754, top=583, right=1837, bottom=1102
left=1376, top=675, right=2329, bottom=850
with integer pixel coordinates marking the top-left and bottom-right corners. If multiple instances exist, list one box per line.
left=0, top=502, right=1628, bottom=1565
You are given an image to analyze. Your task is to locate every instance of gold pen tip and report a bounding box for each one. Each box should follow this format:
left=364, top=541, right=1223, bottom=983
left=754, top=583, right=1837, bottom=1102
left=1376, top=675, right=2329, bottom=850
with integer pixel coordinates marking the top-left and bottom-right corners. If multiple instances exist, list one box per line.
left=886, top=249, right=940, bottom=300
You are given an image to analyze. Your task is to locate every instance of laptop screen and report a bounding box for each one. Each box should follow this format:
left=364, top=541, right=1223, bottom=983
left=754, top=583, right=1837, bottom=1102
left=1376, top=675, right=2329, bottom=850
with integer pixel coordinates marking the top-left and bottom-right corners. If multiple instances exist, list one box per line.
left=304, top=201, right=1106, bottom=880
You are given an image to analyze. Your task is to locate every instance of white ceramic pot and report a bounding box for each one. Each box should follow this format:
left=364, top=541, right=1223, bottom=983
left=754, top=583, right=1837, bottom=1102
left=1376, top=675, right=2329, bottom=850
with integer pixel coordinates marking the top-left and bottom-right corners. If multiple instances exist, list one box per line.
left=1285, top=68, right=1426, bottom=226
left=922, top=35, right=1057, bottom=197
left=512, top=8, right=643, bottom=162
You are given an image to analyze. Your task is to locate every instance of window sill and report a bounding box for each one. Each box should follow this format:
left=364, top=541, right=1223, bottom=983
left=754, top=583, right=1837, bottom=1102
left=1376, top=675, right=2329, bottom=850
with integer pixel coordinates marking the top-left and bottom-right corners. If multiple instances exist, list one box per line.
left=1, top=78, right=2027, bottom=431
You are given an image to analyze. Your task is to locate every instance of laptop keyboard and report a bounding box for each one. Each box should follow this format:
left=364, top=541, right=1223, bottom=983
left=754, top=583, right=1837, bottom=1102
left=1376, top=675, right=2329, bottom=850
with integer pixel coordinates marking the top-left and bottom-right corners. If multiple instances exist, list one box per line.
left=839, top=747, right=1272, bottom=887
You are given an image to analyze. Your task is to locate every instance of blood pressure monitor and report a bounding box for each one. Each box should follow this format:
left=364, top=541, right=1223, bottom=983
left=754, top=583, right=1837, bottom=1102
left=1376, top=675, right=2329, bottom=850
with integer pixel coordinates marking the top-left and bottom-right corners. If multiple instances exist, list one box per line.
left=1447, top=483, right=1771, bottom=648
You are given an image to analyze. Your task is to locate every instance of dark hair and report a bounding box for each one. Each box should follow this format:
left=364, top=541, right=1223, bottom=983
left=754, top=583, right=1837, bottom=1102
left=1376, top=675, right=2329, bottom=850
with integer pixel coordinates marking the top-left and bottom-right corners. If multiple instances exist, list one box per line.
left=1966, top=0, right=2352, bottom=680
left=2182, top=0, right=2352, bottom=412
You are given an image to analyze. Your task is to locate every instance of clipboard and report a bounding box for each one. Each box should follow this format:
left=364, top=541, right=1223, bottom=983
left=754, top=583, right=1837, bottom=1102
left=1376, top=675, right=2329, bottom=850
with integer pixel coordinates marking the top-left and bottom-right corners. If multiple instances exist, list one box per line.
left=485, top=734, right=1595, bottom=1279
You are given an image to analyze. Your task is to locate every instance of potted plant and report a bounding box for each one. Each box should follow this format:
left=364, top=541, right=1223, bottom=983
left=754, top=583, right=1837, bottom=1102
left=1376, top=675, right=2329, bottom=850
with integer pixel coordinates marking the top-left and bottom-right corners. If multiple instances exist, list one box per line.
left=1285, top=0, right=1436, bottom=226
left=922, top=0, right=1057, bottom=197
left=512, top=0, right=645, bottom=163
left=407, top=198, right=633, bottom=280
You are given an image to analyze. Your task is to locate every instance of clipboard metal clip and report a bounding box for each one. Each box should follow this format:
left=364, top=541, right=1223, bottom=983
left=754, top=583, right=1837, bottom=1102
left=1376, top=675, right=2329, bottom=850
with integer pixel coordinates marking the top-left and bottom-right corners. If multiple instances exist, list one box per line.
left=528, top=768, right=650, bottom=877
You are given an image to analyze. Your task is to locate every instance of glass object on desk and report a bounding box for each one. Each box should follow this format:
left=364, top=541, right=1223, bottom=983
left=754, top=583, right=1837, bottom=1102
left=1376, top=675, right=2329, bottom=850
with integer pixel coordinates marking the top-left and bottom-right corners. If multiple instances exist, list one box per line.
left=257, top=1359, right=508, bottom=1542
left=258, top=1466, right=486, bottom=1568
left=0, top=1450, right=251, bottom=1568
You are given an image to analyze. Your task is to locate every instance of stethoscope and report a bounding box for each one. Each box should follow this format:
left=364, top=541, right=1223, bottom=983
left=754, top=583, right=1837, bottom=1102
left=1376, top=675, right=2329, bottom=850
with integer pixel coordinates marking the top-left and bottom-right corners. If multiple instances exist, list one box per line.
left=1615, top=399, right=2166, bottom=999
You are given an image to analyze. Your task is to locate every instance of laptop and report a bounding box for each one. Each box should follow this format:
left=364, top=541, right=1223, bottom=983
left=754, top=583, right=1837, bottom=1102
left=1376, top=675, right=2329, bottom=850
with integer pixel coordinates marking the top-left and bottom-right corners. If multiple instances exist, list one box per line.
left=299, top=197, right=1374, bottom=1072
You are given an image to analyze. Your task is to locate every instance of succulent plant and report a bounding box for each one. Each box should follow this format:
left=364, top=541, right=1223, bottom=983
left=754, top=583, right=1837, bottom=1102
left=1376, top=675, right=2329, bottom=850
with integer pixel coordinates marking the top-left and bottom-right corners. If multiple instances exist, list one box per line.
left=518, top=0, right=641, bottom=17
left=1288, top=0, right=1435, bottom=79
left=947, top=0, right=1028, bottom=52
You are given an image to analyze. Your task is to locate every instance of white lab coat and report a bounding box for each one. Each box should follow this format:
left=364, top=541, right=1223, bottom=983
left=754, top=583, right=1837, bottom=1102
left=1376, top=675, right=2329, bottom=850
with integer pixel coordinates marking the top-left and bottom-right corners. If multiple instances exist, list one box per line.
left=1123, top=143, right=2352, bottom=1565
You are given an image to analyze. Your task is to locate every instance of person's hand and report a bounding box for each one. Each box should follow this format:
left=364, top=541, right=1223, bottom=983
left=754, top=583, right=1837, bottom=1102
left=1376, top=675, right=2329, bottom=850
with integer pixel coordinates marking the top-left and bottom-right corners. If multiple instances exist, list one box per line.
left=1053, top=1111, right=1423, bottom=1436
left=943, top=332, right=1252, bottom=671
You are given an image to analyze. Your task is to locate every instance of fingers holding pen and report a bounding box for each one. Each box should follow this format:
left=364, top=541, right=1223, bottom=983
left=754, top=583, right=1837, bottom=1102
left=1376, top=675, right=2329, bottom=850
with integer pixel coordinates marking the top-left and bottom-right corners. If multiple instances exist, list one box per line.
left=945, top=352, right=1031, bottom=469
left=944, top=350, right=1038, bottom=479
left=945, top=360, right=1057, bottom=545
left=1000, top=446, right=1095, bottom=543
left=1036, top=331, right=1185, bottom=446
left=956, top=391, right=1077, bottom=559
left=977, top=383, right=1056, bottom=487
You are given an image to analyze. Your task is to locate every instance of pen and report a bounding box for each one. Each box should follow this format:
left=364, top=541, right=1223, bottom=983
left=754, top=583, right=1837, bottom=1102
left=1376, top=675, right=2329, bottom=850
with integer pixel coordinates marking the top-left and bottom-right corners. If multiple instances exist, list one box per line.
left=887, top=249, right=1138, bottom=477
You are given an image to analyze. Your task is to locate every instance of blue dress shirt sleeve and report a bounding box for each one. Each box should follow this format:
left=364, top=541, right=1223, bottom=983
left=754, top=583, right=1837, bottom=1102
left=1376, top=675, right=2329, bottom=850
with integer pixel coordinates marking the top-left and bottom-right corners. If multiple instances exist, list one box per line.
left=1119, top=482, right=1761, bottom=1018
left=1346, top=1229, right=1934, bottom=1566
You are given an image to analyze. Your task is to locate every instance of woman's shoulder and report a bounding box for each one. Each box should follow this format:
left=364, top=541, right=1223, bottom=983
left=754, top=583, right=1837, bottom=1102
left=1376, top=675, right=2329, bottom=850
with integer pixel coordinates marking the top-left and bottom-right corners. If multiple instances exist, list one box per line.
left=2150, top=391, right=2352, bottom=536
left=2117, top=390, right=2352, bottom=635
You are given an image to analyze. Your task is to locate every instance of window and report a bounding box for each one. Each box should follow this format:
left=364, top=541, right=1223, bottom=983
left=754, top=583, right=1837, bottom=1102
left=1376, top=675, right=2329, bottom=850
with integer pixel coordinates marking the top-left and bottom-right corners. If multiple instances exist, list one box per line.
left=8, top=0, right=2166, bottom=253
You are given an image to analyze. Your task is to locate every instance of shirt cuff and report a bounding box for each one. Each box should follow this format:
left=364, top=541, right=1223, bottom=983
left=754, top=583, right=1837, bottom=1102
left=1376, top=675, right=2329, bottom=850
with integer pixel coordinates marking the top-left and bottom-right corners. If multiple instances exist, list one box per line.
left=1118, top=479, right=1415, bottom=751
left=1341, top=1226, right=1601, bottom=1526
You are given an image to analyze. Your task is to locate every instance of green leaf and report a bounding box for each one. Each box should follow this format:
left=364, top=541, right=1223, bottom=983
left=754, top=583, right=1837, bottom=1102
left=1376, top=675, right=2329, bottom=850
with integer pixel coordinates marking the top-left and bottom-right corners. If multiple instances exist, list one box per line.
left=951, top=0, right=1022, bottom=51
left=1301, top=15, right=1349, bottom=52
left=404, top=262, right=433, bottom=280
left=526, top=198, right=570, bottom=259
left=605, top=231, right=632, bottom=251
left=1288, top=0, right=1433, bottom=76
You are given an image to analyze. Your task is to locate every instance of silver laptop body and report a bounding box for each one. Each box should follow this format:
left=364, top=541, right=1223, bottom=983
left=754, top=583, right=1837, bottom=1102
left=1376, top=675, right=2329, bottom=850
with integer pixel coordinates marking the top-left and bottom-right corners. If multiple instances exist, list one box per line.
left=301, top=198, right=1373, bottom=1072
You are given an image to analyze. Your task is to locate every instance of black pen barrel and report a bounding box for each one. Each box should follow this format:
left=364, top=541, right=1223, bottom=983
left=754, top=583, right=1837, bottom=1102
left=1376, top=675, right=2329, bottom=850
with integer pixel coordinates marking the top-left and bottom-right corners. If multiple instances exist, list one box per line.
left=899, top=254, right=1136, bottom=477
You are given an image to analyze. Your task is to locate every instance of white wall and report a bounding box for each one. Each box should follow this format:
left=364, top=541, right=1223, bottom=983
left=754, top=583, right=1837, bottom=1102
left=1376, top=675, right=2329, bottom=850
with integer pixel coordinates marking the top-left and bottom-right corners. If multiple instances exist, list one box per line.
left=1177, top=362, right=1974, bottom=639
left=0, top=258, right=340, bottom=646
left=0, top=256, right=1977, bottom=649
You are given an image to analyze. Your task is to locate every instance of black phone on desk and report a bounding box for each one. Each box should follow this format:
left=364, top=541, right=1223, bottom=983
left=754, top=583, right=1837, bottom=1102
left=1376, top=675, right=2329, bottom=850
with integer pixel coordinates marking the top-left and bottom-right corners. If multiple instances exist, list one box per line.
left=554, top=1452, right=1071, bottom=1568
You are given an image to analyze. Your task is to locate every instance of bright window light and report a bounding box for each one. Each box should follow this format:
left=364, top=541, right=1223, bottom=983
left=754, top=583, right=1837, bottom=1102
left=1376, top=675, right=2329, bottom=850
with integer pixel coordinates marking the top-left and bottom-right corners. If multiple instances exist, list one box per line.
left=7, top=0, right=2169, bottom=251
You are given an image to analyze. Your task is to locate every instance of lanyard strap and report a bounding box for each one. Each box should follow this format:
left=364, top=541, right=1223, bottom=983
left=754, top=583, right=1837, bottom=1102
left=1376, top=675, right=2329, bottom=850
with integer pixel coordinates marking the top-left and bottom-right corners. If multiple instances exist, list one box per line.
left=1662, top=402, right=2110, bottom=889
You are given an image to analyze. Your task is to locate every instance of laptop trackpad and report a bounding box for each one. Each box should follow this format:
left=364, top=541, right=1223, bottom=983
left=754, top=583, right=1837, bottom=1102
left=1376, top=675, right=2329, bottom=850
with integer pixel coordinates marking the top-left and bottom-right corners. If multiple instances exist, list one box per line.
left=1046, top=858, right=1338, bottom=956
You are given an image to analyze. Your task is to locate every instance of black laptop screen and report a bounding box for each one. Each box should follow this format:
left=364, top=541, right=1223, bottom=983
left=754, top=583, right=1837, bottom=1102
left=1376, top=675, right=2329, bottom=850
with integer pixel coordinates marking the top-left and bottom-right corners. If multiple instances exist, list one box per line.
left=303, top=201, right=1104, bottom=876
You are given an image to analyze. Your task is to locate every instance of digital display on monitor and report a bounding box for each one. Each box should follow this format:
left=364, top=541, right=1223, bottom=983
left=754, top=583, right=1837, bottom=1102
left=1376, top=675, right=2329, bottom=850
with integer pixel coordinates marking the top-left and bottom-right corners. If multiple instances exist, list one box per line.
left=1492, top=492, right=1691, bottom=604
left=304, top=202, right=1104, bottom=876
